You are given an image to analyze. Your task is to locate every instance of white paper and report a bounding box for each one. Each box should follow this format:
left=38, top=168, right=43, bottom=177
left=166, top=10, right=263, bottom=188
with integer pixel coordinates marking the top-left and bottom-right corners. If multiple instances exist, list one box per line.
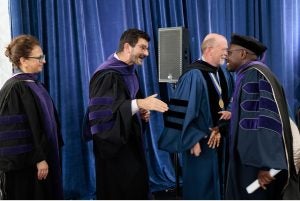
left=246, top=169, right=281, bottom=194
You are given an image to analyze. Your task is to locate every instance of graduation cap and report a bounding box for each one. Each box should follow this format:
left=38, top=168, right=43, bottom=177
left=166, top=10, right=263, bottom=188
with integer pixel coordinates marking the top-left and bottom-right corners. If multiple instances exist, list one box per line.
left=230, top=34, right=267, bottom=56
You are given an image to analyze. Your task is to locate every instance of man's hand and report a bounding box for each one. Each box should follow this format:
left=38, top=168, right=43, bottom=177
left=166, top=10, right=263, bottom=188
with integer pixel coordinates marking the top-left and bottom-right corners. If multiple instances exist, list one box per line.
left=140, top=108, right=150, bottom=122
left=190, top=142, right=201, bottom=157
left=258, top=170, right=275, bottom=190
left=218, top=111, right=231, bottom=120
left=207, top=127, right=221, bottom=148
left=137, top=94, right=168, bottom=113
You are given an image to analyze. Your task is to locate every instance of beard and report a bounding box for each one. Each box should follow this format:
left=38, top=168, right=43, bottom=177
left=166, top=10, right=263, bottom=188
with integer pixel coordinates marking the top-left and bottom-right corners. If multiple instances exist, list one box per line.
left=130, top=53, right=145, bottom=65
left=219, top=58, right=226, bottom=66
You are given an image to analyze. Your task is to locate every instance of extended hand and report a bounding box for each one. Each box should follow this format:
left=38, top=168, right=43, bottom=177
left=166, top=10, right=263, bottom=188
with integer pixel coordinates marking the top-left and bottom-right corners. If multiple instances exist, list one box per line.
left=137, top=94, right=168, bottom=113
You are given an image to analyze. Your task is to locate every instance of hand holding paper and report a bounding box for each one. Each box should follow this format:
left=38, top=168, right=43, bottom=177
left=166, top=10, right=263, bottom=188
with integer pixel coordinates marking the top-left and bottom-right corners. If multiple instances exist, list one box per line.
left=246, top=169, right=281, bottom=194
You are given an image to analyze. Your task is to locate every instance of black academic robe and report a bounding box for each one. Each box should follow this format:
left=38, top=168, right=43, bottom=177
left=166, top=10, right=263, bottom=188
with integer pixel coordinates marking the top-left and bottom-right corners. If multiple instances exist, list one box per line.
left=226, top=62, right=300, bottom=199
left=88, top=69, right=149, bottom=199
left=0, top=74, right=63, bottom=199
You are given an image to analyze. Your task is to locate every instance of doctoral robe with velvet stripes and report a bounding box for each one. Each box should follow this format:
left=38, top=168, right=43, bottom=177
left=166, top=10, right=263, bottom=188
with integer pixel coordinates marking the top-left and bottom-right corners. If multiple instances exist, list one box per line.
left=87, top=66, right=149, bottom=199
left=159, top=60, right=232, bottom=199
left=226, top=62, right=299, bottom=199
left=0, top=73, right=63, bottom=199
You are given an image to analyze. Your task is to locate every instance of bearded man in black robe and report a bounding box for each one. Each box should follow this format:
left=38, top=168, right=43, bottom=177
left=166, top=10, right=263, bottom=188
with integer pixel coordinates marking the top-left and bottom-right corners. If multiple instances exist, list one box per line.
left=84, top=28, right=168, bottom=199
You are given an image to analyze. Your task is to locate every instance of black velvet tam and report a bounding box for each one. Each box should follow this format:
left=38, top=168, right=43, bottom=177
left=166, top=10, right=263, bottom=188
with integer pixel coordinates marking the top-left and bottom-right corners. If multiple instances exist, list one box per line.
left=230, top=33, right=267, bottom=56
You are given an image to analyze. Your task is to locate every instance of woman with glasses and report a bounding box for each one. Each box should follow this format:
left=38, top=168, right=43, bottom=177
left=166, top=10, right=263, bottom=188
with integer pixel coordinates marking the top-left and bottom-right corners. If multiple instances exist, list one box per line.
left=0, top=35, right=63, bottom=199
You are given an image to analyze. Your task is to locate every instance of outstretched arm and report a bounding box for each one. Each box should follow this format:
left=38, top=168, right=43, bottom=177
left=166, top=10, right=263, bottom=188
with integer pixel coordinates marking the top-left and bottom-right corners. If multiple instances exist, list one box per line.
left=137, top=94, right=168, bottom=113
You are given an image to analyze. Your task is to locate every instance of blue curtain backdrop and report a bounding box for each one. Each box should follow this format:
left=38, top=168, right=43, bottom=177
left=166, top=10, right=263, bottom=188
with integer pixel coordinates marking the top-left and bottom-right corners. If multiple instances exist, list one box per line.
left=8, top=0, right=300, bottom=199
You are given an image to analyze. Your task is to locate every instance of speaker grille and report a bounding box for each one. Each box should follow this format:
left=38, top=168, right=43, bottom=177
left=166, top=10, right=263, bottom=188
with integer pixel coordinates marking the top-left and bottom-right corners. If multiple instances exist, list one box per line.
left=158, top=27, right=189, bottom=82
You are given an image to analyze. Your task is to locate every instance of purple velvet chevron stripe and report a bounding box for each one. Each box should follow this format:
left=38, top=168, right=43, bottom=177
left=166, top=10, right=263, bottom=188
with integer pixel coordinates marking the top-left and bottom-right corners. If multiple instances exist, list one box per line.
left=240, top=116, right=282, bottom=135
left=241, top=98, right=278, bottom=113
left=241, top=100, right=259, bottom=112
left=89, top=109, right=113, bottom=121
left=260, top=97, right=278, bottom=113
left=0, top=114, right=27, bottom=125
left=243, top=82, right=259, bottom=94
left=0, top=130, right=32, bottom=140
left=240, top=118, right=259, bottom=130
left=91, top=121, right=115, bottom=135
left=260, top=79, right=272, bottom=92
left=259, top=116, right=282, bottom=134
left=230, top=60, right=269, bottom=154
left=0, top=144, right=33, bottom=156
left=89, top=97, right=113, bottom=106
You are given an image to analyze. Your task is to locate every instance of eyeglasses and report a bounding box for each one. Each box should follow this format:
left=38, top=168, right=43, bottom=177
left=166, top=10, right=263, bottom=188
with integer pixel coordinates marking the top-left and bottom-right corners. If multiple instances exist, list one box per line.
left=27, top=54, right=46, bottom=63
left=227, top=49, right=245, bottom=56
left=228, top=49, right=256, bottom=56
left=136, top=44, right=149, bottom=52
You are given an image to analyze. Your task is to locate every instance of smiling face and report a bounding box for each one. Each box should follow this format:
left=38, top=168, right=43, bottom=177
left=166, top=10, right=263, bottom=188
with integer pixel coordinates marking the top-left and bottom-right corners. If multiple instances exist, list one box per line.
left=226, top=44, right=245, bottom=72
left=201, top=34, right=228, bottom=67
left=210, top=38, right=228, bottom=66
left=128, top=38, right=149, bottom=65
left=20, top=45, right=46, bottom=73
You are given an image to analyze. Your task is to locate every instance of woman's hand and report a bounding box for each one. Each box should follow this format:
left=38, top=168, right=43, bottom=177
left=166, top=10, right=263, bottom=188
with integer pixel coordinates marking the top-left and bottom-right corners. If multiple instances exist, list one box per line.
left=37, top=160, right=49, bottom=180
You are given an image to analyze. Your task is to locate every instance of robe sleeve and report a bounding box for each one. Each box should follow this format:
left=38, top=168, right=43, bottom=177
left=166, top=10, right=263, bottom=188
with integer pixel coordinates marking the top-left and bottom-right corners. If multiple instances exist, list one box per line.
left=159, top=70, right=212, bottom=152
left=237, top=70, right=287, bottom=170
left=5, top=82, right=48, bottom=164
left=88, top=71, right=134, bottom=158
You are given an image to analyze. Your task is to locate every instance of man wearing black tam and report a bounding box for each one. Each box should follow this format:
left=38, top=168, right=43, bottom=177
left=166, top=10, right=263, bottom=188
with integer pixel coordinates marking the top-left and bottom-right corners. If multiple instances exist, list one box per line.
left=226, top=34, right=300, bottom=199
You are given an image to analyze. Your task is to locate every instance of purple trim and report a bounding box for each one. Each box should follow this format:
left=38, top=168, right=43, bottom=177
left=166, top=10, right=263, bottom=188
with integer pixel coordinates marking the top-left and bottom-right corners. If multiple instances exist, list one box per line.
left=260, top=97, right=278, bottom=113
left=241, top=100, right=259, bottom=112
left=89, top=97, right=113, bottom=106
left=0, top=114, right=27, bottom=125
left=239, top=115, right=282, bottom=135
left=89, top=109, right=113, bottom=121
left=240, top=118, right=259, bottom=130
left=259, top=115, right=282, bottom=135
left=260, top=79, right=272, bottom=92
left=230, top=60, right=269, bottom=153
left=93, top=54, right=139, bottom=99
left=91, top=121, right=115, bottom=135
left=13, top=73, right=63, bottom=198
left=0, top=129, right=32, bottom=140
left=243, top=82, right=259, bottom=94
left=0, top=144, right=33, bottom=156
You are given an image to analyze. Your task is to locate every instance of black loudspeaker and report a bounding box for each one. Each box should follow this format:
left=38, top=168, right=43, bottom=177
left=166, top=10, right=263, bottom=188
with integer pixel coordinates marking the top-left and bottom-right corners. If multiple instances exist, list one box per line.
left=158, top=27, right=190, bottom=83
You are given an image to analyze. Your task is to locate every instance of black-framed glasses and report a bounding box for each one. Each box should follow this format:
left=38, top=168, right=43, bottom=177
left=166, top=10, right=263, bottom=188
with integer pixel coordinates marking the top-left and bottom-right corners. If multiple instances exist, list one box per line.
left=136, top=44, right=149, bottom=52
left=27, top=54, right=46, bottom=63
left=227, top=49, right=244, bottom=56
left=228, top=49, right=256, bottom=56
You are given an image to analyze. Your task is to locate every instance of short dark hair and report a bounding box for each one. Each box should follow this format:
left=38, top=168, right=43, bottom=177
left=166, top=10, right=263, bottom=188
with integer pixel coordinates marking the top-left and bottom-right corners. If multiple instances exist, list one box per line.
left=116, top=28, right=150, bottom=53
left=5, top=34, right=40, bottom=67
